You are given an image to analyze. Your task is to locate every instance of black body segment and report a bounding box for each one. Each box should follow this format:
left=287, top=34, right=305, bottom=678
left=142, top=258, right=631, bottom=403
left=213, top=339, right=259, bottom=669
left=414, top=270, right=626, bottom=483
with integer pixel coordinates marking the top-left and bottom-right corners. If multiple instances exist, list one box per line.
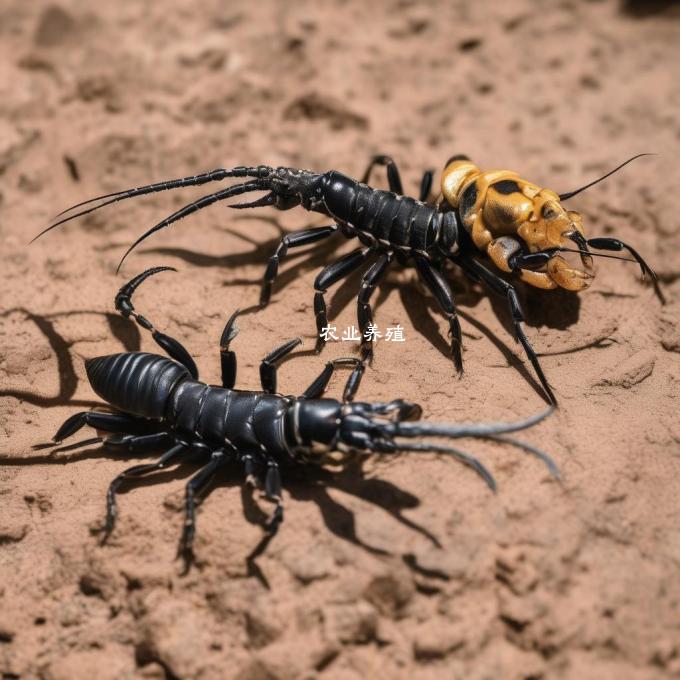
left=50, top=266, right=556, bottom=560
left=44, top=154, right=657, bottom=406
left=85, top=352, right=190, bottom=419
left=318, top=171, right=445, bottom=255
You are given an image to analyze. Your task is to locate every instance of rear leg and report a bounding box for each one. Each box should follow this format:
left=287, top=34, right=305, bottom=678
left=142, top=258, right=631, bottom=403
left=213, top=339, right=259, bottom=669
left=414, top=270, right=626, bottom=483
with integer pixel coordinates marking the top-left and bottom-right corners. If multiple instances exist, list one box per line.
left=178, top=452, right=226, bottom=560
left=116, top=266, right=199, bottom=379
left=53, top=411, right=158, bottom=442
left=103, top=441, right=186, bottom=540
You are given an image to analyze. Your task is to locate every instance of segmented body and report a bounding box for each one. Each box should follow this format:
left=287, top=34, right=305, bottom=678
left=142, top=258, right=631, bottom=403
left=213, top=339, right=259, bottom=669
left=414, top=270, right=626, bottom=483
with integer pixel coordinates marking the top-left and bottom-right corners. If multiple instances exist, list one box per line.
left=317, top=171, right=458, bottom=260
left=40, top=154, right=662, bottom=407
left=86, top=352, right=293, bottom=458
left=49, top=266, right=555, bottom=559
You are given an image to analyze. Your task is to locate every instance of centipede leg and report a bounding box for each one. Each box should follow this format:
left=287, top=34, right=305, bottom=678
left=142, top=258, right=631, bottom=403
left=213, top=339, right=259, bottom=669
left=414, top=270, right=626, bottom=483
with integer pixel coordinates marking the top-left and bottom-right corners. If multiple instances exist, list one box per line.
left=260, top=338, right=302, bottom=394
left=419, top=171, right=434, bottom=202
left=314, top=247, right=373, bottom=353
left=413, top=255, right=464, bottom=374
left=455, top=255, right=556, bottom=405
left=361, top=155, right=404, bottom=194
left=263, top=459, right=284, bottom=534
left=53, top=411, right=159, bottom=442
left=219, top=309, right=241, bottom=389
left=260, top=226, right=338, bottom=306
left=179, top=452, right=225, bottom=559
left=242, top=452, right=263, bottom=489
left=301, top=357, right=364, bottom=401
left=357, top=251, right=392, bottom=363
left=103, top=442, right=186, bottom=540
left=103, top=431, right=171, bottom=453
left=116, top=267, right=198, bottom=379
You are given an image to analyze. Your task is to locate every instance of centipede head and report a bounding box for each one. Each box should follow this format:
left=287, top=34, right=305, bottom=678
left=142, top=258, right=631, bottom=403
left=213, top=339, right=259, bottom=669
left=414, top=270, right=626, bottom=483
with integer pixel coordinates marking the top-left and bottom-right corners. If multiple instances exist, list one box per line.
left=440, top=154, right=653, bottom=293
left=511, top=189, right=594, bottom=292
left=289, top=398, right=422, bottom=465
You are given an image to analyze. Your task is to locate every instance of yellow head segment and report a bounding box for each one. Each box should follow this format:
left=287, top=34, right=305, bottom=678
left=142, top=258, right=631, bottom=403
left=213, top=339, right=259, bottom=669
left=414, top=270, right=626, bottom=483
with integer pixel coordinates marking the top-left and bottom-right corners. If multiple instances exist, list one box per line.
left=440, top=158, right=594, bottom=292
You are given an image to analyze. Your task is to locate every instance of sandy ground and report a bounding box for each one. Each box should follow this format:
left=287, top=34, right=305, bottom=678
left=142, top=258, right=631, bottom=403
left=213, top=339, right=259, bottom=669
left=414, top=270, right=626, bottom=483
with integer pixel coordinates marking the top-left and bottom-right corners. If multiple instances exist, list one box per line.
left=1, top=1, right=680, bottom=678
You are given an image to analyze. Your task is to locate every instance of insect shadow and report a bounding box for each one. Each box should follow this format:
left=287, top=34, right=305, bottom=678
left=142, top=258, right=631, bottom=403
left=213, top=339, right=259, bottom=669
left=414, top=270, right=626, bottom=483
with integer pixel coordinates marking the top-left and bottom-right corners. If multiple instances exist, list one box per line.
left=138, top=214, right=585, bottom=402
left=1, top=308, right=440, bottom=581
left=143, top=214, right=346, bottom=291
left=620, top=0, right=680, bottom=17
left=1, top=439, right=440, bottom=587
left=0, top=308, right=140, bottom=407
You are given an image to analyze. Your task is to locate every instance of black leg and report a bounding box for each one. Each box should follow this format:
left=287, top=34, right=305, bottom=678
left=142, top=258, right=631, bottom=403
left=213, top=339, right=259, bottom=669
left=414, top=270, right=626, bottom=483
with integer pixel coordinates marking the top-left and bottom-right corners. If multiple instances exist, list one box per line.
left=357, top=251, right=392, bottom=362
left=419, top=170, right=434, bottom=202
left=260, top=338, right=302, bottom=394
left=104, top=442, right=186, bottom=539
left=301, top=357, right=365, bottom=402
left=242, top=452, right=263, bottom=489
left=263, top=459, right=284, bottom=534
left=361, top=155, right=404, bottom=194
left=103, top=431, right=171, bottom=453
left=219, top=309, right=241, bottom=389
left=413, top=255, right=464, bottom=373
left=53, top=411, right=158, bottom=442
left=587, top=237, right=665, bottom=304
left=179, top=452, right=226, bottom=557
left=314, top=248, right=373, bottom=353
left=260, top=226, right=337, bottom=306
left=455, top=255, right=557, bottom=405
left=116, top=267, right=198, bottom=379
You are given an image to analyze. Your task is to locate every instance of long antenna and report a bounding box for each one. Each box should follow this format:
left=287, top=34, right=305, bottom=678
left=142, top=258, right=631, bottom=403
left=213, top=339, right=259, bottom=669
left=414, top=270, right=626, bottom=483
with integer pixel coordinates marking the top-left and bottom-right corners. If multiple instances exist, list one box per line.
left=559, top=154, right=654, bottom=201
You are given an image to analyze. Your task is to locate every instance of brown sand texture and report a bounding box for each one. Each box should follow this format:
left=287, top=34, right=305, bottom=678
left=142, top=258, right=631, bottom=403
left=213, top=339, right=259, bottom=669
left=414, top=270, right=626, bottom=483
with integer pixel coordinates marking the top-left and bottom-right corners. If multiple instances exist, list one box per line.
left=2, top=1, right=680, bottom=678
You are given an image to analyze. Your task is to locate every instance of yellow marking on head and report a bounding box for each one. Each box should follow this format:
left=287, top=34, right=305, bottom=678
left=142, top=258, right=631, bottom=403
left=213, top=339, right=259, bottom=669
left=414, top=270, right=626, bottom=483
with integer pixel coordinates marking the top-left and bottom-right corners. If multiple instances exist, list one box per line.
left=444, top=159, right=595, bottom=293
left=441, top=160, right=480, bottom=207
left=485, top=186, right=533, bottom=232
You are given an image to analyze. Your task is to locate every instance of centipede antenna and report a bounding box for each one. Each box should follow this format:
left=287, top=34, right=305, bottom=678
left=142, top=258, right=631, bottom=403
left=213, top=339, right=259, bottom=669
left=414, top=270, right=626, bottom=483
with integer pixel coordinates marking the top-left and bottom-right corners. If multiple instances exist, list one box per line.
left=230, top=193, right=277, bottom=209
left=31, top=166, right=270, bottom=244
left=487, top=435, right=561, bottom=479
left=558, top=248, right=637, bottom=264
left=115, top=180, right=268, bottom=273
left=53, top=170, right=233, bottom=217
left=558, top=153, right=654, bottom=201
left=388, top=406, right=555, bottom=440
left=394, top=441, right=497, bottom=491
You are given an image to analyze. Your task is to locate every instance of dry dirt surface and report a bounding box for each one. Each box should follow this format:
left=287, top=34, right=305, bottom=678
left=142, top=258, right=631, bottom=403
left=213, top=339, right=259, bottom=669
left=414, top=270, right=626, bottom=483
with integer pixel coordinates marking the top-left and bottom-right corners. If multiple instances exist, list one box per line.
left=2, top=1, right=680, bottom=678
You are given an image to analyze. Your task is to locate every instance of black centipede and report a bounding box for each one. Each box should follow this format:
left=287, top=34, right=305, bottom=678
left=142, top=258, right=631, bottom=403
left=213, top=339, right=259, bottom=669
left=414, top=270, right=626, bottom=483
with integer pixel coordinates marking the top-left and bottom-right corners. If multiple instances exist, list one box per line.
left=35, top=153, right=665, bottom=405
left=50, top=266, right=557, bottom=559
